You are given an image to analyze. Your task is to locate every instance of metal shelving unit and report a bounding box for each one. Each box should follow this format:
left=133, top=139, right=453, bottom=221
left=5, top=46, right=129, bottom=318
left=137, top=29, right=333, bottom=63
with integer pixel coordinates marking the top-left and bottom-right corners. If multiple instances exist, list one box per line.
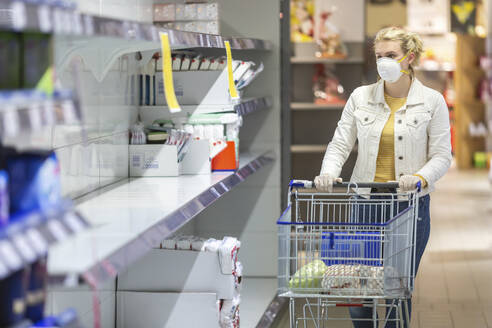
left=139, top=96, right=272, bottom=117
left=290, top=144, right=327, bottom=153
left=48, top=152, right=274, bottom=285
left=291, top=56, right=364, bottom=64
left=0, top=0, right=272, bottom=51
left=291, top=102, right=345, bottom=111
left=235, top=97, right=272, bottom=116
left=0, top=0, right=278, bottom=326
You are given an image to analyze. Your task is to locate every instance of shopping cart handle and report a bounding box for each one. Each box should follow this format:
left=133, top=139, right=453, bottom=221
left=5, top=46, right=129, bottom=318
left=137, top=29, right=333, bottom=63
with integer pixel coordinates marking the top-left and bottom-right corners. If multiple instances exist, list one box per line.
left=289, top=180, right=314, bottom=189
left=291, top=180, right=421, bottom=191
left=333, top=182, right=401, bottom=189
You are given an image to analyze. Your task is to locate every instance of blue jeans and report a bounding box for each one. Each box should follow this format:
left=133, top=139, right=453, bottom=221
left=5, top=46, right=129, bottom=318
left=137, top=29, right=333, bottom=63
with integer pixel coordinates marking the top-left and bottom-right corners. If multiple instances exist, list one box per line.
left=349, top=194, right=431, bottom=328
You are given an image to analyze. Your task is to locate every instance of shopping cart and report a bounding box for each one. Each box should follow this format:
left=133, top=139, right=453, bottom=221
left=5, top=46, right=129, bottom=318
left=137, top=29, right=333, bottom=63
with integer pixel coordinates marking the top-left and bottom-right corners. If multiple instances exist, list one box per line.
left=277, top=180, right=421, bottom=328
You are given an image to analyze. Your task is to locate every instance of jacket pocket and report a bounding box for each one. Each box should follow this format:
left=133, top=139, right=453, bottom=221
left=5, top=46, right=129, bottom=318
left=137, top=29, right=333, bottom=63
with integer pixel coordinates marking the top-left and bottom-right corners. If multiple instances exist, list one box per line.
left=354, top=110, right=377, bottom=138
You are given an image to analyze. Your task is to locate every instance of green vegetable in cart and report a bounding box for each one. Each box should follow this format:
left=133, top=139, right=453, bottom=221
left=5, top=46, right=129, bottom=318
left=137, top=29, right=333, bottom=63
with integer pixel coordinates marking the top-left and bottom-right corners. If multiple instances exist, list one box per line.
left=289, top=260, right=328, bottom=289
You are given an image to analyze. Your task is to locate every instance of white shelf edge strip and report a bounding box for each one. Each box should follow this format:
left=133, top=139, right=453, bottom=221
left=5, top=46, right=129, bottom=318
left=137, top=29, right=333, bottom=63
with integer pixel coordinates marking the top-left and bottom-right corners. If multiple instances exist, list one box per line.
left=49, top=152, right=274, bottom=286
left=255, top=295, right=287, bottom=328
left=235, top=97, right=272, bottom=116
left=0, top=0, right=272, bottom=51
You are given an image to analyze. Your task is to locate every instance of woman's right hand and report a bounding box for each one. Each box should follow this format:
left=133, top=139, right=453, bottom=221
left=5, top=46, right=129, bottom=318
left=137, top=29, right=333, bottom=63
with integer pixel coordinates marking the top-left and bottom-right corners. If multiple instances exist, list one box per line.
left=314, top=174, right=342, bottom=192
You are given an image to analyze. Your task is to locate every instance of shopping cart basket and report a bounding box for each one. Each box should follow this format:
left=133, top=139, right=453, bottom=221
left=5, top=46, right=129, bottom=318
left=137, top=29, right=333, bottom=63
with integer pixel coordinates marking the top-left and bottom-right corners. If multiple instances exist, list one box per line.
left=277, top=180, right=420, bottom=327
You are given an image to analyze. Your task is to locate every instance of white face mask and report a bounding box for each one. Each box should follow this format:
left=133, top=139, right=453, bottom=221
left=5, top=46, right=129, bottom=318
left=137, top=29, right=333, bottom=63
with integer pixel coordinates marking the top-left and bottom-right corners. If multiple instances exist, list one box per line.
left=376, top=54, right=409, bottom=83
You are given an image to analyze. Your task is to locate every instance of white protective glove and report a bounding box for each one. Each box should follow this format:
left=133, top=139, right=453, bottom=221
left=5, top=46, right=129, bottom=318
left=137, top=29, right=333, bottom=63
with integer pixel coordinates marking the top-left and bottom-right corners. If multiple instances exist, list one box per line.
left=314, top=174, right=342, bottom=193
left=398, top=175, right=422, bottom=192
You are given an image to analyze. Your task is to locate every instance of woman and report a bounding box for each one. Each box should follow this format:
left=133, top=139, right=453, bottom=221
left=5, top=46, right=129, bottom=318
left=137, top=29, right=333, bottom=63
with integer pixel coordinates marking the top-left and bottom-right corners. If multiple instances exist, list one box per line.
left=314, top=27, right=452, bottom=327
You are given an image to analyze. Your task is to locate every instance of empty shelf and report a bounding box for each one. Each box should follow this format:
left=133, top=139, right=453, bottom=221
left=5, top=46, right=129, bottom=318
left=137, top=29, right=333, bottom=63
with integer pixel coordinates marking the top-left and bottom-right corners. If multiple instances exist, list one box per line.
left=47, top=152, right=275, bottom=285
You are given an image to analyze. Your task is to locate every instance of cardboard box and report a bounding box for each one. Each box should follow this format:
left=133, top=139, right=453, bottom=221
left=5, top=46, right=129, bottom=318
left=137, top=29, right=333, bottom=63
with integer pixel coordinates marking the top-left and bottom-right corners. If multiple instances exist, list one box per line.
left=116, top=291, right=219, bottom=328
left=129, top=144, right=178, bottom=177
left=153, top=4, right=175, bottom=22
left=118, top=249, right=235, bottom=299
left=129, top=140, right=210, bottom=177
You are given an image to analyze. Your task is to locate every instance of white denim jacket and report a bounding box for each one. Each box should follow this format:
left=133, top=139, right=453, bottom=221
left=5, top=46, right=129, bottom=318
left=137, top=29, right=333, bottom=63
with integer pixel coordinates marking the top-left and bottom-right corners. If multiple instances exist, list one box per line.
left=321, top=78, right=452, bottom=195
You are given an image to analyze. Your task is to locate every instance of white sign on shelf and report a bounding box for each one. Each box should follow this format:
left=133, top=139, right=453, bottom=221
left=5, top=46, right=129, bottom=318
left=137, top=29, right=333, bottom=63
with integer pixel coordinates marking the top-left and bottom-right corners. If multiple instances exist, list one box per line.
left=0, top=240, right=23, bottom=270
left=407, top=0, right=449, bottom=34
left=28, top=104, right=43, bottom=131
left=12, top=234, right=37, bottom=263
left=42, top=99, right=55, bottom=125
left=38, top=4, right=52, bottom=33
left=64, top=212, right=84, bottom=233
left=3, top=107, right=20, bottom=137
left=72, top=12, right=83, bottom=36
left=83, top=14, right=95, bottom=36
left=53, top=8, right=64, bottom=34
left=48, top=220, right=68, bottom=241
left=26, top=228, right=48, bottom=256
left=10, top=1, right=27, bottom=31
left=62, top=100, right=77, bottom=124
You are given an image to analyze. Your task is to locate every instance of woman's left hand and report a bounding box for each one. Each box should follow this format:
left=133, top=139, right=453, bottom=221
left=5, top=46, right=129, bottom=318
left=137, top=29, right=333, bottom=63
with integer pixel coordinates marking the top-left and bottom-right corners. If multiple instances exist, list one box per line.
left=399, top=175, right=422, bottom=191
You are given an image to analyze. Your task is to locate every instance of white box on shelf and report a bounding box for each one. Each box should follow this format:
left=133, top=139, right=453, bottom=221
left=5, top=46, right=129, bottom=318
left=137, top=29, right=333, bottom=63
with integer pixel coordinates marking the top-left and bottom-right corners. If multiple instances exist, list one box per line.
left=129, top=140, right=210, bottom=177
left=180, top=139, right=211, bottom=175
left=129, top=144, right=179, bottom=177
left=118, top=249, right=235, bottom=299
left=116, top=291, right=219, bottom=328
left=153, top=4, right=175, bottom=22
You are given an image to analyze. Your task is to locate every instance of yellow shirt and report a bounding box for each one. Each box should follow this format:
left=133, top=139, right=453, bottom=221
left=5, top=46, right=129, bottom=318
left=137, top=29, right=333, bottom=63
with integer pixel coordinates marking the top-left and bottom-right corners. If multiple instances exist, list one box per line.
left=374, top=94, right=406, bottom=182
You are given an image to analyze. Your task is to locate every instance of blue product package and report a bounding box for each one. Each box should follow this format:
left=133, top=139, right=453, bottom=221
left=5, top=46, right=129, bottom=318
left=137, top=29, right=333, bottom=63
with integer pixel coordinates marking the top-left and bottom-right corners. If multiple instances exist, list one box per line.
left=0, top=268, right=29, bottom=326
left=33, top=308, right=79, bottom=327
left=7, top=152, right=61, bottom=214
left=321, top=231, right=382, bottom=267
left=0, top=170, right=8, bottom=226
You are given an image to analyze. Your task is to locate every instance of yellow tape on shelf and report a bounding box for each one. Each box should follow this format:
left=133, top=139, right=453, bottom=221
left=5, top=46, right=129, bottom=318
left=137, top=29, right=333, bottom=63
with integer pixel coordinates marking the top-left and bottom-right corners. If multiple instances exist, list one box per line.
left=224, top=41, right=239, bottom=102
left=160, top=32, right=181, bottom=113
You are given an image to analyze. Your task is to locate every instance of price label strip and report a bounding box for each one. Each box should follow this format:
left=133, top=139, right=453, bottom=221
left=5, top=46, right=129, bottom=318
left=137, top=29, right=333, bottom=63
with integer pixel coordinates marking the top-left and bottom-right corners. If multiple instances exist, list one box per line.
left=159, top=32, right=181, bottom=113
left=224, top=41, right=240, bottom=103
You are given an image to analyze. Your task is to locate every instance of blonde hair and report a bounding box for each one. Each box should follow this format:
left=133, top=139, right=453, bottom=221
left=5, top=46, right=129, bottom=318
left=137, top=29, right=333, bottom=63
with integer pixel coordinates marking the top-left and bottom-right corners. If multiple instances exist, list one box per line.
left=374, top=26, right=424, bottom=74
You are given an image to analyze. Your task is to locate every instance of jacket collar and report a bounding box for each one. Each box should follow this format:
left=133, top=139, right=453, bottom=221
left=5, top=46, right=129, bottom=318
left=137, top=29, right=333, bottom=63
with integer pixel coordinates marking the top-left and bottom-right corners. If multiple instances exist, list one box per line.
left=368, top=78, right=425, bottom=106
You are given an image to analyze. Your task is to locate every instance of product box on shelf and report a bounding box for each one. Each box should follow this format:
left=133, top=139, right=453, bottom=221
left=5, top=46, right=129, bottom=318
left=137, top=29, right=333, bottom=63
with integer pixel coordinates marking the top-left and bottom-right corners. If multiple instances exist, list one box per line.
left=5, top=151, right=61, bottom=214
left=129, top=139, right=210, bottom=177
left=116, top=291, right=219, bottom=328
left=212, top=141, right=238, bottom=171
left=118, top=249, right=236, bottom=299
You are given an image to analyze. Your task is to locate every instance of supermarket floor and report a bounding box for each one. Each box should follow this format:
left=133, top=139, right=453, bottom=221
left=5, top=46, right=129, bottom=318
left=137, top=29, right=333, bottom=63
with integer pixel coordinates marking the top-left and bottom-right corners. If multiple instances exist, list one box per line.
left=272, top=165, right=492, bottom=328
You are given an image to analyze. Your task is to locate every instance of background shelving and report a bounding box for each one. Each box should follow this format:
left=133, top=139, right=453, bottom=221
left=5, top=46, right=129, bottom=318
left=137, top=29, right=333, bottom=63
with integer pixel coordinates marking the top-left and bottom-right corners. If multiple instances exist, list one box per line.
left=291, top=56, right=364, bottom=64
left=291, top=102, right=345, bottom=111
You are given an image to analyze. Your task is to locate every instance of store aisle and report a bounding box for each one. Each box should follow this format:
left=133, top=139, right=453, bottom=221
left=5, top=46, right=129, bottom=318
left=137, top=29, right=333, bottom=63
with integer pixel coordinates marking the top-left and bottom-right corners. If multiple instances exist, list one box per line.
left=412, top=166, right=492, bottom=328
left=273, top=166, right=492, bottom=328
